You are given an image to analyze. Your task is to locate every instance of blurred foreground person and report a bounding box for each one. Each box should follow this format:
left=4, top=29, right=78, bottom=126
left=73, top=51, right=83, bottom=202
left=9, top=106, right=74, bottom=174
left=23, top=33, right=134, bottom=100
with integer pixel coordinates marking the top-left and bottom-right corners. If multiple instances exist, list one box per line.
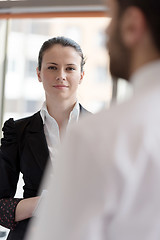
left=26, top=0, right=160, bottom=239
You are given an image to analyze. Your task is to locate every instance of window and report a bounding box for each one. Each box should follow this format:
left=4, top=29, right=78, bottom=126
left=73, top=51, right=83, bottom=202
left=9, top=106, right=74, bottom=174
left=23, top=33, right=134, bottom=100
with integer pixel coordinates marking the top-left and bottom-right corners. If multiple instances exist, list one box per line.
left=3, top=17, right=112, bottom=123
left=65, top=26, right=81, bottom=43
left=25, top=59, right=37, bottom=77
left=3, top=17, right=132, bottom=123
left=95, top=66, right=109, bottom=83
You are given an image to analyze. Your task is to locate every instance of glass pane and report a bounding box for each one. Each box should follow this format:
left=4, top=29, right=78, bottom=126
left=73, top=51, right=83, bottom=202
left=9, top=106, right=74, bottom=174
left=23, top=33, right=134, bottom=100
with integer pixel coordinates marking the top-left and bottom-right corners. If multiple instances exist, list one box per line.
left=4, top=17, right=112, bottom=122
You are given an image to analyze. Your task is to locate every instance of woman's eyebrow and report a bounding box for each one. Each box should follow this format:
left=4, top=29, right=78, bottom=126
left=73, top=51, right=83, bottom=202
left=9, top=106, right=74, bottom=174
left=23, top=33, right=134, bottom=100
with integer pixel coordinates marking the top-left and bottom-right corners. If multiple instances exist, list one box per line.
left=47, top=62, right=58, bottom=65
left=46, top=63, right=77, bottom=66
left=66, top=63, right=77, bottom=66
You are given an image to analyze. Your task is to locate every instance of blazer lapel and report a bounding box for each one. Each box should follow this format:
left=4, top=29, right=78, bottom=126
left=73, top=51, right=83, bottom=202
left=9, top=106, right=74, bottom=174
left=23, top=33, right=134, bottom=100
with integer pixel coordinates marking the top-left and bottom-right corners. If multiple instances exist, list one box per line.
left=26, top=112, right=49, bottom=171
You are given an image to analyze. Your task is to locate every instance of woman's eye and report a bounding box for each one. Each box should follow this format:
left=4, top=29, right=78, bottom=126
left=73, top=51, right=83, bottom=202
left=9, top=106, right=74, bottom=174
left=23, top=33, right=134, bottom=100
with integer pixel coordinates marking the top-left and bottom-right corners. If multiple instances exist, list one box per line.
left=48, top=66, right=57, bottom=70
left=67, top=67, right=75, bottom=71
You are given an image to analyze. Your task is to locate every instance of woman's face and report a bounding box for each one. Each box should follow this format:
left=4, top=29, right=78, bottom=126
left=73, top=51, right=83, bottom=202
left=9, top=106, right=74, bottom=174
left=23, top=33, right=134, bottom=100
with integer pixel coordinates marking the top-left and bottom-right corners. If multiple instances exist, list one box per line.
left=37, top=44, right=84, bottom=104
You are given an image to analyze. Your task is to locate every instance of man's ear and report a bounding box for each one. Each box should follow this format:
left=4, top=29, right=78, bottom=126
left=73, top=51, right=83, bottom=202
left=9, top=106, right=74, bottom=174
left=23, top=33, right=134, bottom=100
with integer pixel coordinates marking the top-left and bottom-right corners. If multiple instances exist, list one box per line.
left=36, top=67, right=42, bottom=82
left=121, top=7, right=147, bottom=47
left=79, top=71, right=84, bottom=84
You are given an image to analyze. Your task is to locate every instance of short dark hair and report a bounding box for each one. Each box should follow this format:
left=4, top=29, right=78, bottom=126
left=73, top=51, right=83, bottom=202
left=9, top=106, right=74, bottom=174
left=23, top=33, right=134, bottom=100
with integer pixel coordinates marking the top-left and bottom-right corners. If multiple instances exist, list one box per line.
left=116, top=0, right=160, bottom=51
left=38, top=36, right=85, bottom=72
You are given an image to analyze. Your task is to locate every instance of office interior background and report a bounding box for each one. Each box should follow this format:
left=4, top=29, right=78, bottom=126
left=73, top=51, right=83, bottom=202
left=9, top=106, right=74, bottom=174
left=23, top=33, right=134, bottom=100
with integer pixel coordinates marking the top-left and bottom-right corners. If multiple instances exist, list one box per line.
left=0, top=0, right=132, bottom=238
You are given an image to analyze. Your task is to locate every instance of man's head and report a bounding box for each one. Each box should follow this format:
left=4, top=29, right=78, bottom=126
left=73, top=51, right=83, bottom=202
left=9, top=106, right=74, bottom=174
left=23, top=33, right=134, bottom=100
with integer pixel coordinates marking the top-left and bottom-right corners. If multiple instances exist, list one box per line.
left=106, top=0, right=160, bottom=80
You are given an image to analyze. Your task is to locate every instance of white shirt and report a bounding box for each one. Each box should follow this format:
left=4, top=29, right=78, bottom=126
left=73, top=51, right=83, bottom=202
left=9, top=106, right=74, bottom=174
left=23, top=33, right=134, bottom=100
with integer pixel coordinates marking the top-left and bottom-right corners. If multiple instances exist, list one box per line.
left=27, top=60, right=160, bottom=240
left=40, top=101, right=80, bottom=165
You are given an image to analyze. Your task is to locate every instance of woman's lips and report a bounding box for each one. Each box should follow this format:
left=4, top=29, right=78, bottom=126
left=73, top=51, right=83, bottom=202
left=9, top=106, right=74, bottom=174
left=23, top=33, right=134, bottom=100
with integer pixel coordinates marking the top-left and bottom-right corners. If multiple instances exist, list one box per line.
left=53, top=85, right=69, bottom=89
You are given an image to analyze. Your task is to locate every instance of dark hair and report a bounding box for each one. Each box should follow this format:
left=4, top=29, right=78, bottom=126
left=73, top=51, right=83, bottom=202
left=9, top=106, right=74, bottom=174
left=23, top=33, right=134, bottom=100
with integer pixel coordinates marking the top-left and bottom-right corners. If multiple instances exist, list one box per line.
left=116, top=0, right=160, bottom=51
left=38, top=36, right=85, bottom=72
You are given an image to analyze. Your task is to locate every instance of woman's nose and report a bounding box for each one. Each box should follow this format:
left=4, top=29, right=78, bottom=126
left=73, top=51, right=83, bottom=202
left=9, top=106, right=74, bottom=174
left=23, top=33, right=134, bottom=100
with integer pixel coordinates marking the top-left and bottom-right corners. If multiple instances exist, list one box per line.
left=56, top=70, right=66, bottom=81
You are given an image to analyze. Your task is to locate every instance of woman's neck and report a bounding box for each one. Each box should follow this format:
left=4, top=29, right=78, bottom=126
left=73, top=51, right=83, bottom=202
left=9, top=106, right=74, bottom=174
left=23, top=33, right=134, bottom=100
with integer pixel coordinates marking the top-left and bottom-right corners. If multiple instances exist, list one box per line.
left=46, top=99, right=77, bottom=132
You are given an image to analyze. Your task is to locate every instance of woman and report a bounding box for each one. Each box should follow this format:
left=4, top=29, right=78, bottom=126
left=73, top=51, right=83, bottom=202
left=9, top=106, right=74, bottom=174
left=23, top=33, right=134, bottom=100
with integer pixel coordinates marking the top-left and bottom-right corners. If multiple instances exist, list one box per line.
left=0, top=36, right=90, bottom=240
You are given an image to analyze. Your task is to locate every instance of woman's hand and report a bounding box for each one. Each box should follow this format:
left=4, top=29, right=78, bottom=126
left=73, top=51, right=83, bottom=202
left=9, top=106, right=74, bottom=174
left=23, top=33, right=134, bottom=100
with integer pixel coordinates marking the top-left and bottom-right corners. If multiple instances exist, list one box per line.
left=15, top=196, right=40, bottom=222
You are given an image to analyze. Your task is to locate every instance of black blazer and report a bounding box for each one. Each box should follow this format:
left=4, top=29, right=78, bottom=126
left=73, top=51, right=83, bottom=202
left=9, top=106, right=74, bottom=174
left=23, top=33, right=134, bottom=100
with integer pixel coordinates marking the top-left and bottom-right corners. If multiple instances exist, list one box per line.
left=0, top=104, right=90, bottom=240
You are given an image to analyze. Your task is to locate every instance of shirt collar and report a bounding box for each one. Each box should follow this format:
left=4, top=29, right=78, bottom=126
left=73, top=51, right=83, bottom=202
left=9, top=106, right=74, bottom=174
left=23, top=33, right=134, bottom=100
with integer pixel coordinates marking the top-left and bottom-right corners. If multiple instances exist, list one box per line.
left=40, top=102, right=48, bottom=124
left=68, top=101, right=80, bottom=124
left=40, top=101, right=80, bottom=125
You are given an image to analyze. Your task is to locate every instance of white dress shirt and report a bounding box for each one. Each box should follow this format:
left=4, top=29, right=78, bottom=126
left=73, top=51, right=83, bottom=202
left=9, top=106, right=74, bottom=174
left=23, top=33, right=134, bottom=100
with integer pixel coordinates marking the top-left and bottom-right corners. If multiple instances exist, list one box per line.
left=40, top=101, right=80, bottom=165
left=27, top=60, right=160, bottom=240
